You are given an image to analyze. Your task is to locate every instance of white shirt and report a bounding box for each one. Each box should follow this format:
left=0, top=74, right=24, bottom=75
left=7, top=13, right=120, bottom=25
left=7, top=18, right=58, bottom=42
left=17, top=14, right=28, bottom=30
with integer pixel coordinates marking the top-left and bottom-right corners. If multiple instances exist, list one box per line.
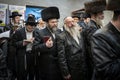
left=25, top=29, right=33, bottom=51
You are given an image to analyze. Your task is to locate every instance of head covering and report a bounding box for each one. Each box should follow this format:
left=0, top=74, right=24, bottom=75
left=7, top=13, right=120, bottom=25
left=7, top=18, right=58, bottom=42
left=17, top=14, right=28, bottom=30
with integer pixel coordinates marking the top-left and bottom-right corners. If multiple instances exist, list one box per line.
left=71, top=8, right=85, bottom=19
left=25, top=15, right=38, bottom=26
left=72, top=14, right=80, bottom=19
left=82, top=13, right=91, bottom=18
left=106, top=0, right=120, bottom=11
left=84, top=0, right=106, bottom=14
left=41, top=6, right=60, bottom=22
left=9, top=11, right=22, bottom=18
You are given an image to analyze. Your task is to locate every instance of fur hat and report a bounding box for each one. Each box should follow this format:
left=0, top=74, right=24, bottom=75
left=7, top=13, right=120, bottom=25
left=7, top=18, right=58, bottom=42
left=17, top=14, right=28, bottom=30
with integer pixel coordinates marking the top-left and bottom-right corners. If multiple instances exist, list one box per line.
left=25, top=15, right=38, bottom=26
left=84, top=0, right=106, bottom=14
left=41, top=6, right=60, bottom=22
left=9, top=11, right=22, bottom=18
left=106, top=0, right=120, bottom=11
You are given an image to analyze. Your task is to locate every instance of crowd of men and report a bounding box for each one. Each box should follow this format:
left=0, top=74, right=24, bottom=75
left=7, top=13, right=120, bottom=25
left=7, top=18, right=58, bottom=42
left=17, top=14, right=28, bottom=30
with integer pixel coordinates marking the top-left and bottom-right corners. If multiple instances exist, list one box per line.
left=0, top=0, right=120, bottom=80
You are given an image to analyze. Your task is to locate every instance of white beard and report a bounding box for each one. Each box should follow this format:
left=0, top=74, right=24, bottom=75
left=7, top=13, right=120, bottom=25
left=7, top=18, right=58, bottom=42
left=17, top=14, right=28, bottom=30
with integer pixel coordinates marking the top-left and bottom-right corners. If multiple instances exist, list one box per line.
left=96, top=18, right=103, bottom=28
left=64, top=23, right=81, bottom=44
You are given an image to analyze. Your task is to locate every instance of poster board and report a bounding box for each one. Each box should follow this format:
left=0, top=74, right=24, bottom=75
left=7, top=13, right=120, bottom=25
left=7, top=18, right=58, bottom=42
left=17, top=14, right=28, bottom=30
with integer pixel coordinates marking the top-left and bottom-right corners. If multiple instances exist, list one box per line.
left=25, top=5, right=46, bottom=21
left=0, top=3, right=8, bottom=26
left=9, top=5, right=26, bottom=20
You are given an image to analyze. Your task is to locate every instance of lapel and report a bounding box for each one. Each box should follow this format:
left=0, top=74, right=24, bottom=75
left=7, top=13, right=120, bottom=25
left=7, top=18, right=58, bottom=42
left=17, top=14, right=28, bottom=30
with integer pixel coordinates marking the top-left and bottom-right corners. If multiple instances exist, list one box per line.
left=44, top=27, right=55, bottom=42
left=65, top=31, right=80, bottom=49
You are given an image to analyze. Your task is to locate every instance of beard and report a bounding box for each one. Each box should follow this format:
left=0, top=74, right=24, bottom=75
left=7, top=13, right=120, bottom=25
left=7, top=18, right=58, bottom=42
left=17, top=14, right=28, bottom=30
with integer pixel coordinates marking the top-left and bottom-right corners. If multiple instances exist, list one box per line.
left=96, top=17, right=103, bottom=28
left=64, top=23, right=81, bottom=39
left=47, top=24, right=58, bottom=33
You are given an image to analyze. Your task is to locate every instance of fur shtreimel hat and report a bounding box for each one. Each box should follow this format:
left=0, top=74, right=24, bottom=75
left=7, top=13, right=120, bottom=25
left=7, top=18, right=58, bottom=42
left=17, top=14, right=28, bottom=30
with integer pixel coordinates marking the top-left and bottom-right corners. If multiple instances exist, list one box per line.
left=41, top=6, right=60, bottom=22
left=106, top=0, right=120, bottom=11
left=84, top=0, right=106, bottom=14
left=9, top=11, right=22, bottom=18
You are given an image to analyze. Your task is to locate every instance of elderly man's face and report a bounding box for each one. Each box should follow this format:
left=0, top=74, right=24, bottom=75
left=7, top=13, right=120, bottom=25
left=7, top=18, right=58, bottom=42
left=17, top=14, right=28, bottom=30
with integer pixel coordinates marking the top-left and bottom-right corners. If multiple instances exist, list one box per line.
left=64, top=17, right=75, bottom=28
left=38, top=19, right=45, bottom=27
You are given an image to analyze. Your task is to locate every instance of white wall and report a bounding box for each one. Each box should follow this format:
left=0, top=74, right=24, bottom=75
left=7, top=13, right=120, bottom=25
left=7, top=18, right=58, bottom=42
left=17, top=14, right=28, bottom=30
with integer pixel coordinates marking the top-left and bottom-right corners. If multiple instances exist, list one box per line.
left=0, top=0, right=91, bottom=27
left=1, top=0, right=112, bottom=27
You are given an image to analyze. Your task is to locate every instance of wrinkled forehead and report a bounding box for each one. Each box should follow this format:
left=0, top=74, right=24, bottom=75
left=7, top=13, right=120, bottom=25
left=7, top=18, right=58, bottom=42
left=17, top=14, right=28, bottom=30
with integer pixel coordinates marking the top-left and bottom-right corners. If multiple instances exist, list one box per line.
left=64, top=17, right=74, bottom=23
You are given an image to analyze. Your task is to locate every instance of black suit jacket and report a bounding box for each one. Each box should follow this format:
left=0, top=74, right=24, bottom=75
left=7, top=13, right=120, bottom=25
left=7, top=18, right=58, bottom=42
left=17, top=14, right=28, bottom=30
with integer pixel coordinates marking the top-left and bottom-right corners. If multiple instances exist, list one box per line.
left=34, top=27, right=63, bottom=80
left=12, top=27, right=39, bottom=76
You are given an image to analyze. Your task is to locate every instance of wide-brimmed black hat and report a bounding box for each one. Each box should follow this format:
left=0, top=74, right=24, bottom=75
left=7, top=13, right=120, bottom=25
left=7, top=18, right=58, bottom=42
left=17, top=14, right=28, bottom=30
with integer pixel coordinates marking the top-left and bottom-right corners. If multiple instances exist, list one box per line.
left=9, top=11, right=22, bottom=18
left=41, top=6, right=60, bottom=22
left=106, top=0, right=120, bottom=11
left=25, top=15, right=38, bottom=26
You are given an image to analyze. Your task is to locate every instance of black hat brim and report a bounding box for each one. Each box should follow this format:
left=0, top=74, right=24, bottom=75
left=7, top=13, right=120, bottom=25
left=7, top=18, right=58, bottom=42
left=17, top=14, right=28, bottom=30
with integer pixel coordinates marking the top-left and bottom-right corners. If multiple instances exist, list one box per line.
left=9, top=14, right=22, bottom=18
left=25, top=21, right=38, bottom=26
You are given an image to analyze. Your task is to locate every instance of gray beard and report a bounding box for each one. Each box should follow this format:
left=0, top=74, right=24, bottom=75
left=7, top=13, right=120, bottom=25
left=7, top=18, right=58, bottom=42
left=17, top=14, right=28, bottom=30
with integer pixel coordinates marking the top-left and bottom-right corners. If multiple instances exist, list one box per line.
left=64, top=24, right=81, bottom=39
left=48, top=26, right=58, bottom=33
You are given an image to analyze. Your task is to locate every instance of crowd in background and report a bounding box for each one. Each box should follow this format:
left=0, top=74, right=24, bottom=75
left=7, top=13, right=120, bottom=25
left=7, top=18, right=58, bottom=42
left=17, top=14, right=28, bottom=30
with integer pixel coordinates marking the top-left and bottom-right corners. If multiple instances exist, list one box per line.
left=0, top=0, right=120, bottom=80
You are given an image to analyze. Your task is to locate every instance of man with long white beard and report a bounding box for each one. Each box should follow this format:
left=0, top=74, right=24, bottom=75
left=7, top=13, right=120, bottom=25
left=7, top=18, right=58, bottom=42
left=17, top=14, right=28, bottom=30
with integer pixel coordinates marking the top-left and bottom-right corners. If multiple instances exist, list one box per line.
left=57, top=16, right=87, bottom=80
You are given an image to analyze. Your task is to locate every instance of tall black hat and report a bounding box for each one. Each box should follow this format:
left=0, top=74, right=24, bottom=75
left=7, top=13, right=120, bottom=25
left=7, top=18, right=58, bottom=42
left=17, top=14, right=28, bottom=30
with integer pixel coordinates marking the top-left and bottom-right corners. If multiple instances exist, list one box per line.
left=41, top=6, right=60, bottom=22
left=84, top=0, right=106, bottom=14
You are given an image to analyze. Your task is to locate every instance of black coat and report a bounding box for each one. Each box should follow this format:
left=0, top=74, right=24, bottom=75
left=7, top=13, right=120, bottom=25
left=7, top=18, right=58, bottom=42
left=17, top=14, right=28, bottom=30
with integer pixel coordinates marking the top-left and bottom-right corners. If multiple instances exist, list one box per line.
left=34, top=27, right=63, bottom=80
left=0, top=40, right=9, bottom=80
left=82, top=20, right=101, bottom=80
left=56, top=29, right=87, bottom=80
left=12, top=27, right=38, bottom=80
left=91, top=22, right=120, bottom=80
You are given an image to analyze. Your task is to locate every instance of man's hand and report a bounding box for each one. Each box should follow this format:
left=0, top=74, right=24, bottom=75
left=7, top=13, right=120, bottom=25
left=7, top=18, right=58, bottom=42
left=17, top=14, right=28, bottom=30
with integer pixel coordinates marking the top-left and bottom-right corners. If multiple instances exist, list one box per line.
left=23, top=37, right=35, bottom=46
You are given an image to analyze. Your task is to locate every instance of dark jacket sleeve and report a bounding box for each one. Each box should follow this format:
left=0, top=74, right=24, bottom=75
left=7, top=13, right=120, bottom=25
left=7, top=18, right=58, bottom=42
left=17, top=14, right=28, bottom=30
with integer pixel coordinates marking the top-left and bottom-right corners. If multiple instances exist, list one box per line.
left=57, top=34, right=70, bottom=77
left=12, top=30, right=24, bottom=48
left=33, top=30, right=53, bottom=52
left=91, top=34, right=120, bottom=79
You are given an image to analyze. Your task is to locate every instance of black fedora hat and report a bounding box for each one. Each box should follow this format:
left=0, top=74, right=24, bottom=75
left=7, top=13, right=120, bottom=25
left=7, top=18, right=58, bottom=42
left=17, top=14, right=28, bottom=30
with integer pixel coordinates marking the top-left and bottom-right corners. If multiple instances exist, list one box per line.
left=25, top=16, right=38, bottom=26
left=9, top=11, right=22, bottom=18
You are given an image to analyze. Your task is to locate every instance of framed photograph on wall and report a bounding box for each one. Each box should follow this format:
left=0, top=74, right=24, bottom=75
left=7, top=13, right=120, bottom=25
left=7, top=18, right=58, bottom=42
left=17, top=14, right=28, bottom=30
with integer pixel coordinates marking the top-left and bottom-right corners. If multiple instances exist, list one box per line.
left=25, top=5, right=46, bottom=21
